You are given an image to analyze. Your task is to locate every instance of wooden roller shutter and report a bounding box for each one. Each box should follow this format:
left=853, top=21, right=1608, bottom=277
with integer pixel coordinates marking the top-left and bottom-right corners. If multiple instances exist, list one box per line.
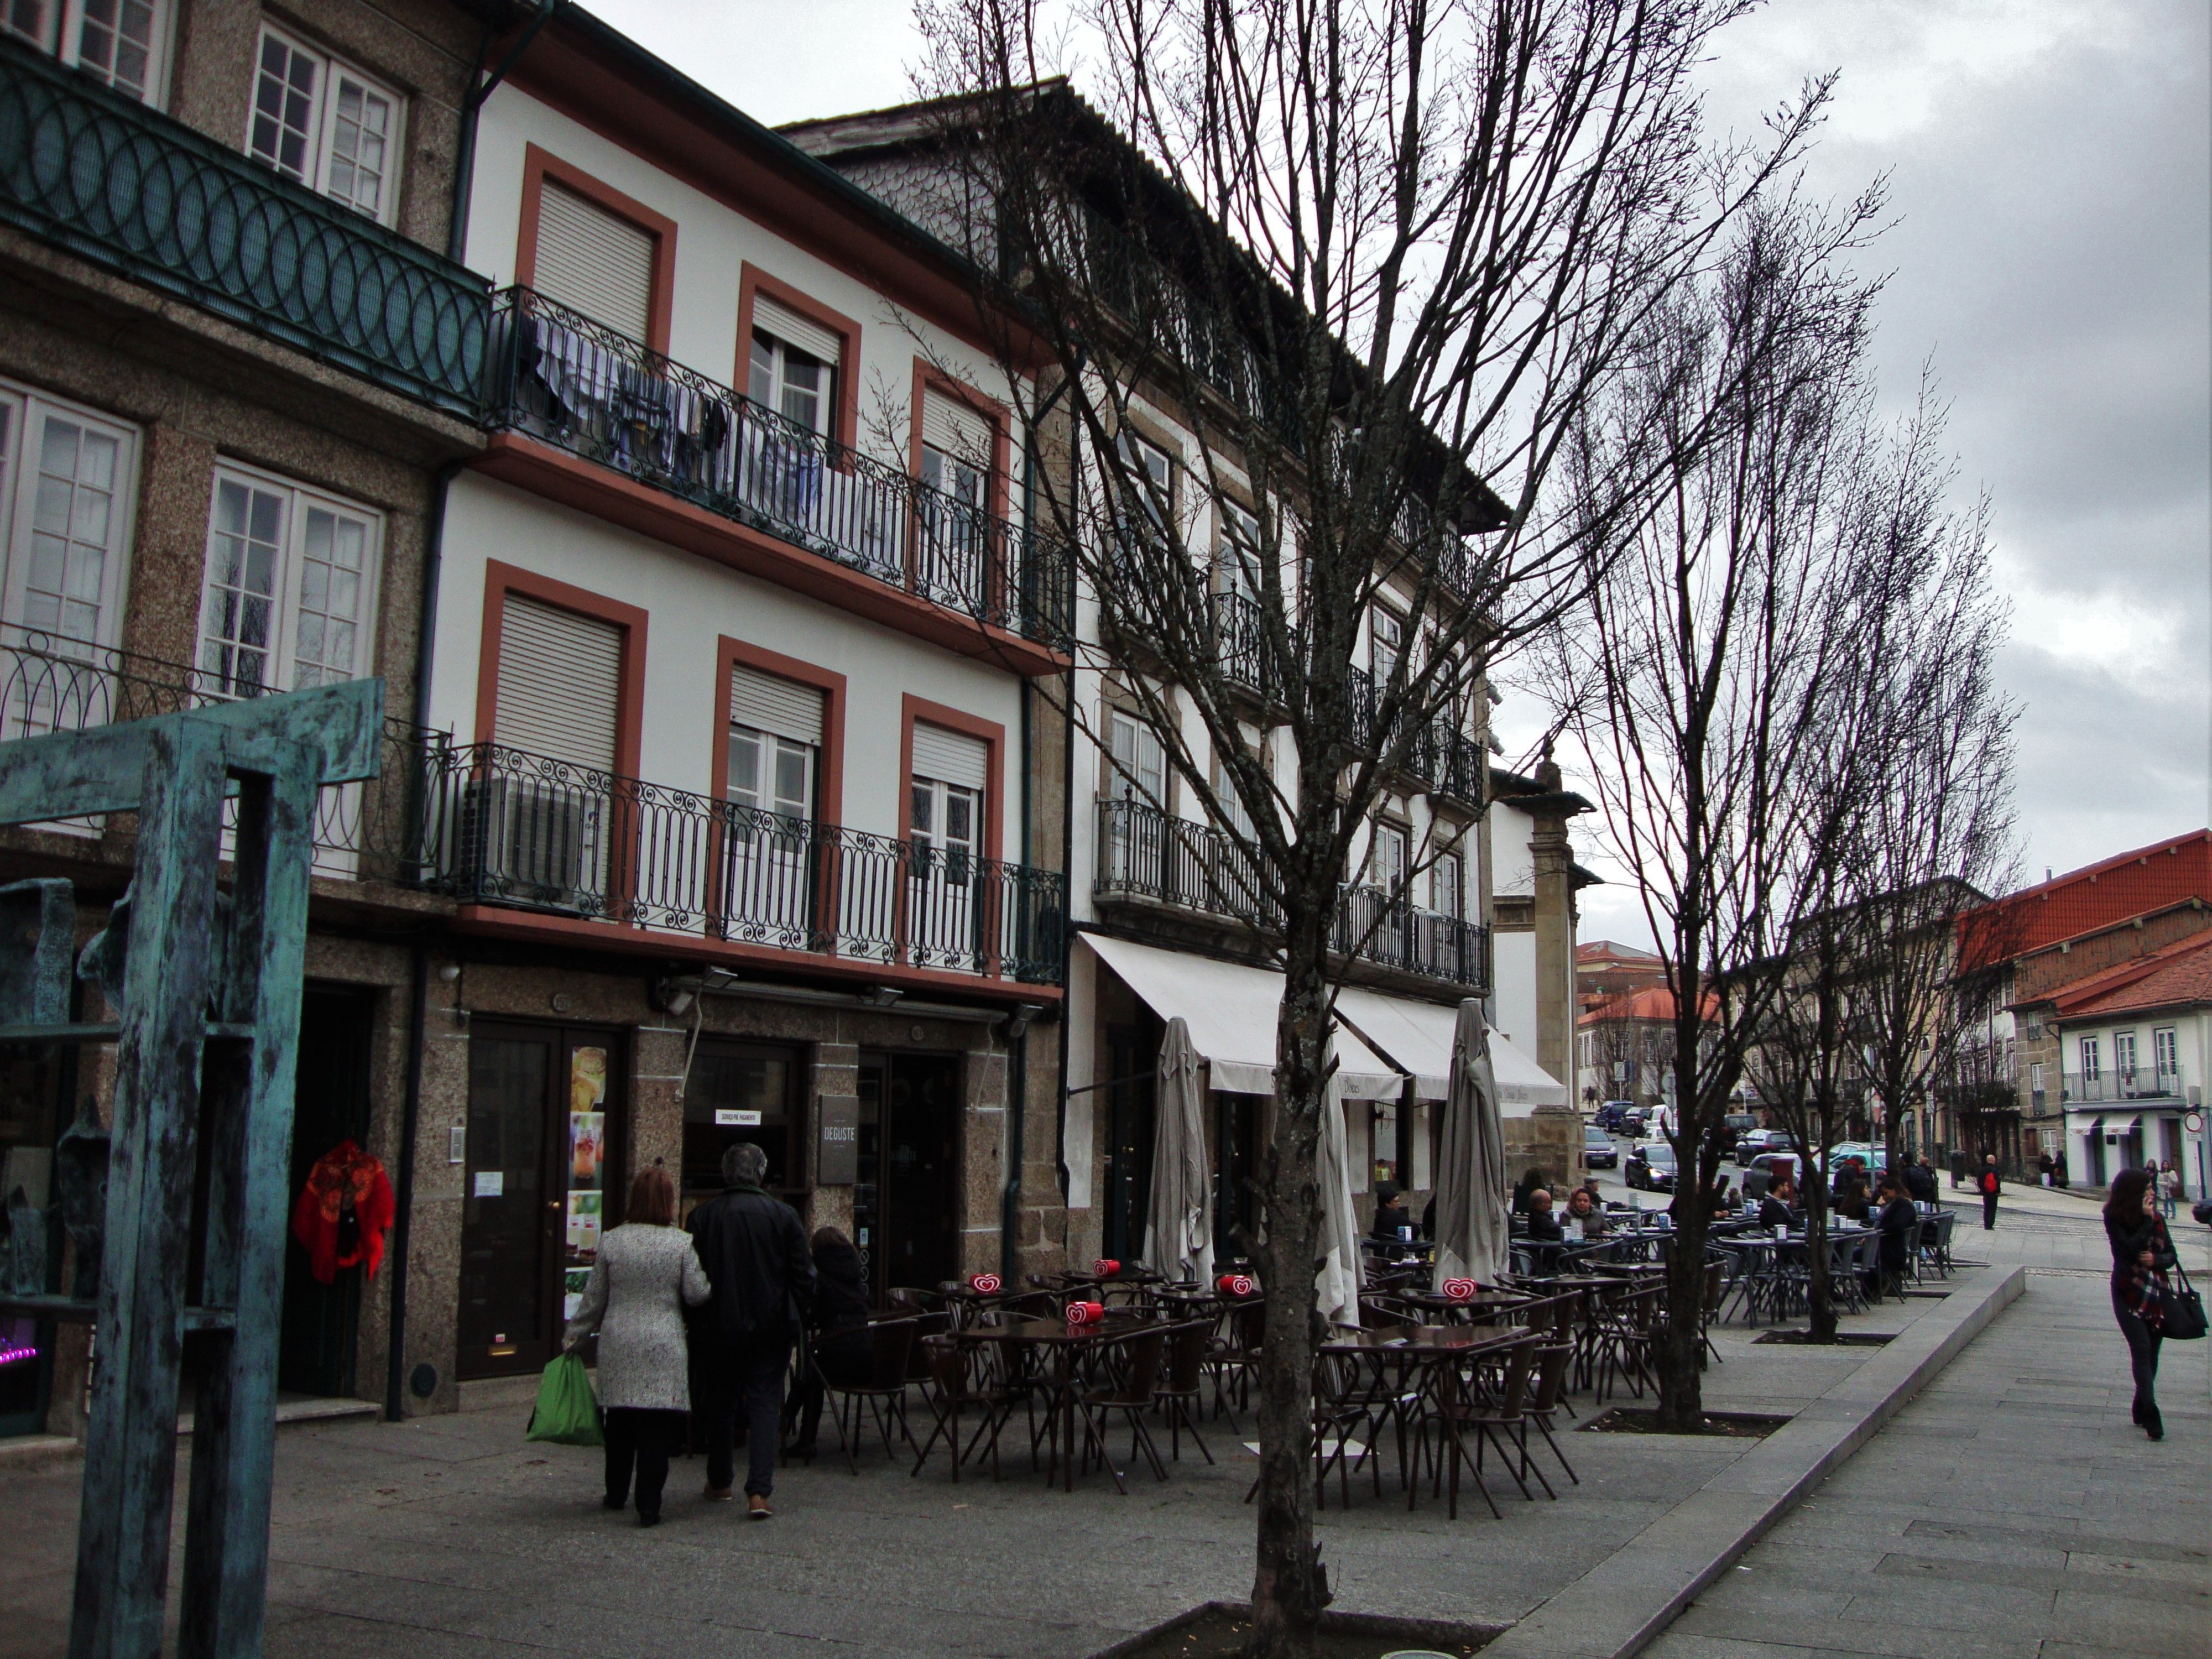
left=728, top=662, right=825, bottom=747
left=752, top=294, right=842, bottom=366
left=494, top=594, right=623, bottom=773
left=533, top=180, right=655, bottom=342
left=910, top=722, right=988, bottom=790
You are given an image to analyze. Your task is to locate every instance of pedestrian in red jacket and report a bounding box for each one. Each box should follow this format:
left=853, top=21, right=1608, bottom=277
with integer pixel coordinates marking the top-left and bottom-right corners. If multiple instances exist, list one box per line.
left=1979, top=1154, right=2001, bottom=1231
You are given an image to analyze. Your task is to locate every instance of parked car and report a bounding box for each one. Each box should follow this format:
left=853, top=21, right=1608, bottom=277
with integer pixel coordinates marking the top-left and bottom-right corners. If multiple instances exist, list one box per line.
left=1825, top=1144, right=1888, bottom=1188
left=1624, top=1141, right=1678, bottom=1191
left=1743, top=1150, right=1804, bottom=1199
left=1735, top=1128, right=1792, bottom=1165
left=1594, top=1100, right=1643, bottom=1134
left=1723, top=1112, right=1760, bottom=1145
left=1583, top=1123, right=1619, bottom=1169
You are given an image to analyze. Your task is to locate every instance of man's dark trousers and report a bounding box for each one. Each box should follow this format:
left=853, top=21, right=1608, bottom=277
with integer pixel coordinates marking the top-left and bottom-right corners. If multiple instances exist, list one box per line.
left=701, top=1335, right=791, bottom=1498
left=1983, top=1190, right=1999, bottom=1229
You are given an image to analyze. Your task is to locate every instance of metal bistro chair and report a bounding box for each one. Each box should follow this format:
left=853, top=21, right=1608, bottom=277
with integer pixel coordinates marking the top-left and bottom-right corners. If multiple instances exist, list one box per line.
left=1154, top=1319, right=1215, bottom=1464
left=1245, top=1349, right=1382, bottom=1512
left=819, top=1317, right=919, bottom=1474
left=911, top=1333, right=1016, bottom=1483
left=1074, top=1326, right=1172, bottom=1494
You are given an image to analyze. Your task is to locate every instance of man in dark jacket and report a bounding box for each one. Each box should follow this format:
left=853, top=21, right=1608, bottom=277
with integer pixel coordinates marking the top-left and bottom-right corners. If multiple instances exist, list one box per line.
left=688, top=1141, right=815, bottom=1516
left=1902, top=1156, right=1937, bottom=1206
left=1948, top=1146, right=1967, bottom=1189
left=1978, top=1154, right=2002, bottom=1230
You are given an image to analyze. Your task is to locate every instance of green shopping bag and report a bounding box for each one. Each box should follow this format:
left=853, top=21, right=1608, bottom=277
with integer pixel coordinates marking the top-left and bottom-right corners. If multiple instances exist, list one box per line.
left=525, top=1351, right=603, bottom=1446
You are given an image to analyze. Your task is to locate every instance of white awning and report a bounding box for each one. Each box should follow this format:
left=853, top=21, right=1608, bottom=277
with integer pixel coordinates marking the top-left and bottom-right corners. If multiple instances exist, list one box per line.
left=1331, top=987, right=1569, bottom=1114
left=1079, top=933, right=1400, bottom=1099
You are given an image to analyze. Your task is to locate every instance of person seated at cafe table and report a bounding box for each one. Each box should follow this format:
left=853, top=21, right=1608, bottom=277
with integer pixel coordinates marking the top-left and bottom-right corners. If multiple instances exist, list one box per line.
left=1564, top=1186, right=1608, bottom=1238
left=1512, top=1167, right=1548, bottom=1218
left=1869, top=1174, right=1918, bottom=1296
left=1370, top=1183, right=1412, bottom=1242
left=1757, top=1176, right=1797, bottom=1231
left=1525, top=1190, right=1566, bottom=1243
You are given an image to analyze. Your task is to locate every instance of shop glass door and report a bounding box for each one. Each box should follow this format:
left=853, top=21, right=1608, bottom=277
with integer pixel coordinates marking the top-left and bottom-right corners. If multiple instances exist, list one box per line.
left=855, top=1052, right=959, bottom=1303
left=458, top=1024, right=620, bottom=1380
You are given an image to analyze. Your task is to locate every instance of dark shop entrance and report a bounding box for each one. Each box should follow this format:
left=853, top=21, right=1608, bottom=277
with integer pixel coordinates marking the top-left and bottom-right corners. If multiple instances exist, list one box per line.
left=853, top=1052, right=962, bottom=1306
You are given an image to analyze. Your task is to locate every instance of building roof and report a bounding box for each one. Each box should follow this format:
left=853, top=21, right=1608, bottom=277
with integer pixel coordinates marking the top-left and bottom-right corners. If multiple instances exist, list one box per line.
left=2043, top=932, right=2212, bottom=1022
left=1958, top=830, right=2212, bottom=969
left=1577, top=939, right=1663, bottom=966
left=1577, top=984, right=1718, bottom=1026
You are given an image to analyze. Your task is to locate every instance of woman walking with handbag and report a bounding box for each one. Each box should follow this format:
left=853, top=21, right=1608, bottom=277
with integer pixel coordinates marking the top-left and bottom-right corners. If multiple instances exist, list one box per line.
left=564, top=1165, right=712, bottom=1524
left=2105, top=1168, right=2182, bottom=1442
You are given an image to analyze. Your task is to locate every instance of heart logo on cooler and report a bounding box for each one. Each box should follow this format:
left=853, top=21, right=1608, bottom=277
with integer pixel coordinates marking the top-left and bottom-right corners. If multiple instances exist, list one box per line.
left=1093, top=1258, right=1121, bottom=1279
left=1441, top=1278, right=1479, bottom=1301
left=1065, top=1300, right=1105, bottom=1326
left=1217, top=1273, right=1256, bottom=1297
left=968, top=1273, right=1003, bottom=1295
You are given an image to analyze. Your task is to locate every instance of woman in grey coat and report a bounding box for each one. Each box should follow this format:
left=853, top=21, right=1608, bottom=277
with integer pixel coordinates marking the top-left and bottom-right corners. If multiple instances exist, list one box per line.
left=564, top=1165, right=711, bottom=1525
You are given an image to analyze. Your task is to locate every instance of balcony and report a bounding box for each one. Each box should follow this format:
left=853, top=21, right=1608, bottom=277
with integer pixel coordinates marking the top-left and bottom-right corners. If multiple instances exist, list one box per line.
left=2064, top=1067, right=2188, bottom=1105
left=1, top=623, right=443, bottom=881
left=485, top=288, right=1071, bottom=651
left=0, top=38, right=488, bottom=417
left=1093, top=797, right=1485, bottom=991
left=434, top=742, right=1065, bottom=985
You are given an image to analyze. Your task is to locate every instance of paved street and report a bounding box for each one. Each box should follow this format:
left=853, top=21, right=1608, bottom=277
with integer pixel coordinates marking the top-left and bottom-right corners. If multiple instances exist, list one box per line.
left=1644, top=1175, right=2212, bottom=1659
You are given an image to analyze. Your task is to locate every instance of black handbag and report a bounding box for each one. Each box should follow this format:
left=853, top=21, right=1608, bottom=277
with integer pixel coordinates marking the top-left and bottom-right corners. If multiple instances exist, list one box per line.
left=2163, top=1259, right=2207, bottom=1342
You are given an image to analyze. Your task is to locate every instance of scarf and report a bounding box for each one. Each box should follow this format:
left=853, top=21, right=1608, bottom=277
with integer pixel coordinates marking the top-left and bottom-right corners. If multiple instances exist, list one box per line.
left=2115, top=1214, right=2173, bottom=1331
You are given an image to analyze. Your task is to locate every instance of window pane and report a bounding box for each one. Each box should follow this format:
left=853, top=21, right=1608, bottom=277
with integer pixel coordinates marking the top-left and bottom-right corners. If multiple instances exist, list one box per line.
left=2, top=1, right=58, bottom=51
left=772, top=739, right=810, bottom=818
left=200, top=479, right=285, bottom=696
left=23, top=419, right=119, bottom=645
left=74, top=0, right=157, bottom=101
left=726, top=728, right=762, bottom=809
left=910, top=781, right=932, bottom=838
left=944, top=787, right=973, bottom=849
left=291, top=505, right=369, bottom=687
left=251, top=32, right=319, bottom=182
left=747, top=336, right=776, bottom=408
left=325, top=74, right=393, bottom=217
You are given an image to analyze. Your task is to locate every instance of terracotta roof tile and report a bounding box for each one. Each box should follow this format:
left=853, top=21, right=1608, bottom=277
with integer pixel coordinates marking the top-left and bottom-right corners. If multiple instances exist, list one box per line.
left=1958, top=830, right=2211, bottom=969
left=2048, top=932, right=2212, bottom=1020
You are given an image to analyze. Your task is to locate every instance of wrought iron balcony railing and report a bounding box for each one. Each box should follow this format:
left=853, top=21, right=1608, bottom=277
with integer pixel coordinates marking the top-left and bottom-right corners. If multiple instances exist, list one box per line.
left=1093, top=797, right=1485, bottom=990
left=0, top=37, right=488, bottom=417
left=432, top=741, right=1066, bottom=985
left=487, top=288, right=1072, bottom=648
left=0, top=623, right=446, bottom=880
left=2064, top=1067, right=2188, bottom=1105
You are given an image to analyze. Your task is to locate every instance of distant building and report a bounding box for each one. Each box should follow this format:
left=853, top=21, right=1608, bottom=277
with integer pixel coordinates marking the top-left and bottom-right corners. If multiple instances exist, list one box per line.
left=2034, top=932, right=2211, bottom=1194
left=1576, top=938, right=1667, bottom=1014
left=1576, top=984, right=1717, bottom=1113
left=1956, top=831, right=2212, bottom=1173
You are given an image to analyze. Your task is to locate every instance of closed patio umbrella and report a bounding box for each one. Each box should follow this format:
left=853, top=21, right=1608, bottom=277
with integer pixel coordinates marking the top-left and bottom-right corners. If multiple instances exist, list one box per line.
left=1314, top=1042, right=1364, bottom=1329
left=1143, top=1016, right=1214, bottom=1284
left=1436, top=999, right=1511, bottom=1285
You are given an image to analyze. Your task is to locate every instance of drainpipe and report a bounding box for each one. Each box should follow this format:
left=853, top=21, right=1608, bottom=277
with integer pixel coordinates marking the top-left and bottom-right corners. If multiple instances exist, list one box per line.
left=386, top=455, right=464, bottom=1421
left=447, top=0, right=560, bottom=265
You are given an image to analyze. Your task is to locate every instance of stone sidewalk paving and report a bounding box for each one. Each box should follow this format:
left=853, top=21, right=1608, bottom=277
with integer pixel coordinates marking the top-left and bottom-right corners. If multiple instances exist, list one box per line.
left=1644, top=1199, right=2211, bottom=1659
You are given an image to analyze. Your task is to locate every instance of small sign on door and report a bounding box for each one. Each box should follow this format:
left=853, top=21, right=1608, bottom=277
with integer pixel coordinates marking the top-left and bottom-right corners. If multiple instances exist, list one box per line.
left=714, top=1109, right=763, bottom=1126
left=473, top=1170, right=504, bottom=1197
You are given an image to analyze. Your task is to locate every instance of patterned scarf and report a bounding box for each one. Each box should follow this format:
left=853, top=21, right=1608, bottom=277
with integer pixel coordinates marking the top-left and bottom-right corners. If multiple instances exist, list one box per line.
left=2115, top=1214, right=2173, bottom=1331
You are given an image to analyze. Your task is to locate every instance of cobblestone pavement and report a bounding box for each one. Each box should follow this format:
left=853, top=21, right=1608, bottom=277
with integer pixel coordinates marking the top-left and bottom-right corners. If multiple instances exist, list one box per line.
left=0, top=1275, right=1986, bottom=1658
left=1643, top=1185, right=2211, bottom=1659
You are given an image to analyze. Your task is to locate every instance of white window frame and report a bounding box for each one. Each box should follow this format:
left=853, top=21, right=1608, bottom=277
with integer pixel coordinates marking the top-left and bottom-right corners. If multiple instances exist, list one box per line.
left=2078, top=1036, right=2100, bottom=1083
left=1106, top=708, right=1166, bottom=808
left=4, top=0, right=173, bottom=106
left=247, top=23, right=405, bottom=226
left=195, top=462, right=382, bottom=701
left=726, top=723, right=815, bottom=825
left=747, top=330, right=833, bottom=437
left=0, top=380, right=139, bottom=649
left=1371, top=605, right=1406, bottom=684
left=1432, top=848, right=1464, bottom=919
left=2153, top=1026, right=2178, bottom=1078
left=2113, top=1029, right=2137, bottom=1079
left=1119, top=430, right=1173, bottom=529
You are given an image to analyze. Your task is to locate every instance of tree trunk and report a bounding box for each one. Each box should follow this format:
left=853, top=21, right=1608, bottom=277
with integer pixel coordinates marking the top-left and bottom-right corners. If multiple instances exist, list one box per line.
left=1803, top=1173, right=1837, bottom=1342
left=1246, top=919, right=1333, bottom=1659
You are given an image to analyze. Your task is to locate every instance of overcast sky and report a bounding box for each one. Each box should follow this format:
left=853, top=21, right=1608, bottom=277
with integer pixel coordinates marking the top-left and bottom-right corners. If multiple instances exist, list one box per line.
left=589, top=0, right=2211, bottom=949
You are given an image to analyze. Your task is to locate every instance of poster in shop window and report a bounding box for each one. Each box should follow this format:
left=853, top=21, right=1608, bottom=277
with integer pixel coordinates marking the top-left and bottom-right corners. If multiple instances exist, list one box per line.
left=566, top=1047, right=609, bottom=1267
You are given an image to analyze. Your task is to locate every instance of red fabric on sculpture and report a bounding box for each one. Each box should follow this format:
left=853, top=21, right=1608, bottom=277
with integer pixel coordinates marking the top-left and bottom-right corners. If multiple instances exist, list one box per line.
left=291, top=1140, right=395, bottom=1284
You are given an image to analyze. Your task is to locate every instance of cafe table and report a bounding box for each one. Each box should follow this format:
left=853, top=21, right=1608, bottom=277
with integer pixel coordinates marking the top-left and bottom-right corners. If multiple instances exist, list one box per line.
left=962, top=1314, right=1166, bottom=1490
left=1386, top=1288, right=1532, bottom=1324
left=1321, top=1324, right=1528, bottom=1519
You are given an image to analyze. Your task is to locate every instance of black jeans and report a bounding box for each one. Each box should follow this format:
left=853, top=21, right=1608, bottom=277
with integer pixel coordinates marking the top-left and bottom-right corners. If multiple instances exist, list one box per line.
left=2111, top=1288, right=2163, bottom=1426
left=793, top=1328, right=873, bottom=1452
left=1982, top=1192, right=1999, bottom=1229
left=700, top=1335, right=791, bottom=1498
left=603, top=1407, right=684, bottom=1518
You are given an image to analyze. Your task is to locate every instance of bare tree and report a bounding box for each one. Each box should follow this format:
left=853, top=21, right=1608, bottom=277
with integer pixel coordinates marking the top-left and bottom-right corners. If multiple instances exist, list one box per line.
left=1551, top=190, right=1887, bottom=1429
left=1841, top=417, right=2020, bottom=1170
left=846, top=3, right=1842, bottom=1650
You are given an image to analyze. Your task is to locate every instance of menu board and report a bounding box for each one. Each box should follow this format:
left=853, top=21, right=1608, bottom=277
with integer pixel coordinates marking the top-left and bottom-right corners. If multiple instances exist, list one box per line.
left=562, top=1047, right=609, bottom=1316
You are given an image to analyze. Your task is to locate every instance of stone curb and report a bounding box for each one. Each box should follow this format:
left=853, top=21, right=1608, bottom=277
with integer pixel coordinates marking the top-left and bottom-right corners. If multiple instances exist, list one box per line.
left=1478, top=1264, right=2028, bottom=1659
